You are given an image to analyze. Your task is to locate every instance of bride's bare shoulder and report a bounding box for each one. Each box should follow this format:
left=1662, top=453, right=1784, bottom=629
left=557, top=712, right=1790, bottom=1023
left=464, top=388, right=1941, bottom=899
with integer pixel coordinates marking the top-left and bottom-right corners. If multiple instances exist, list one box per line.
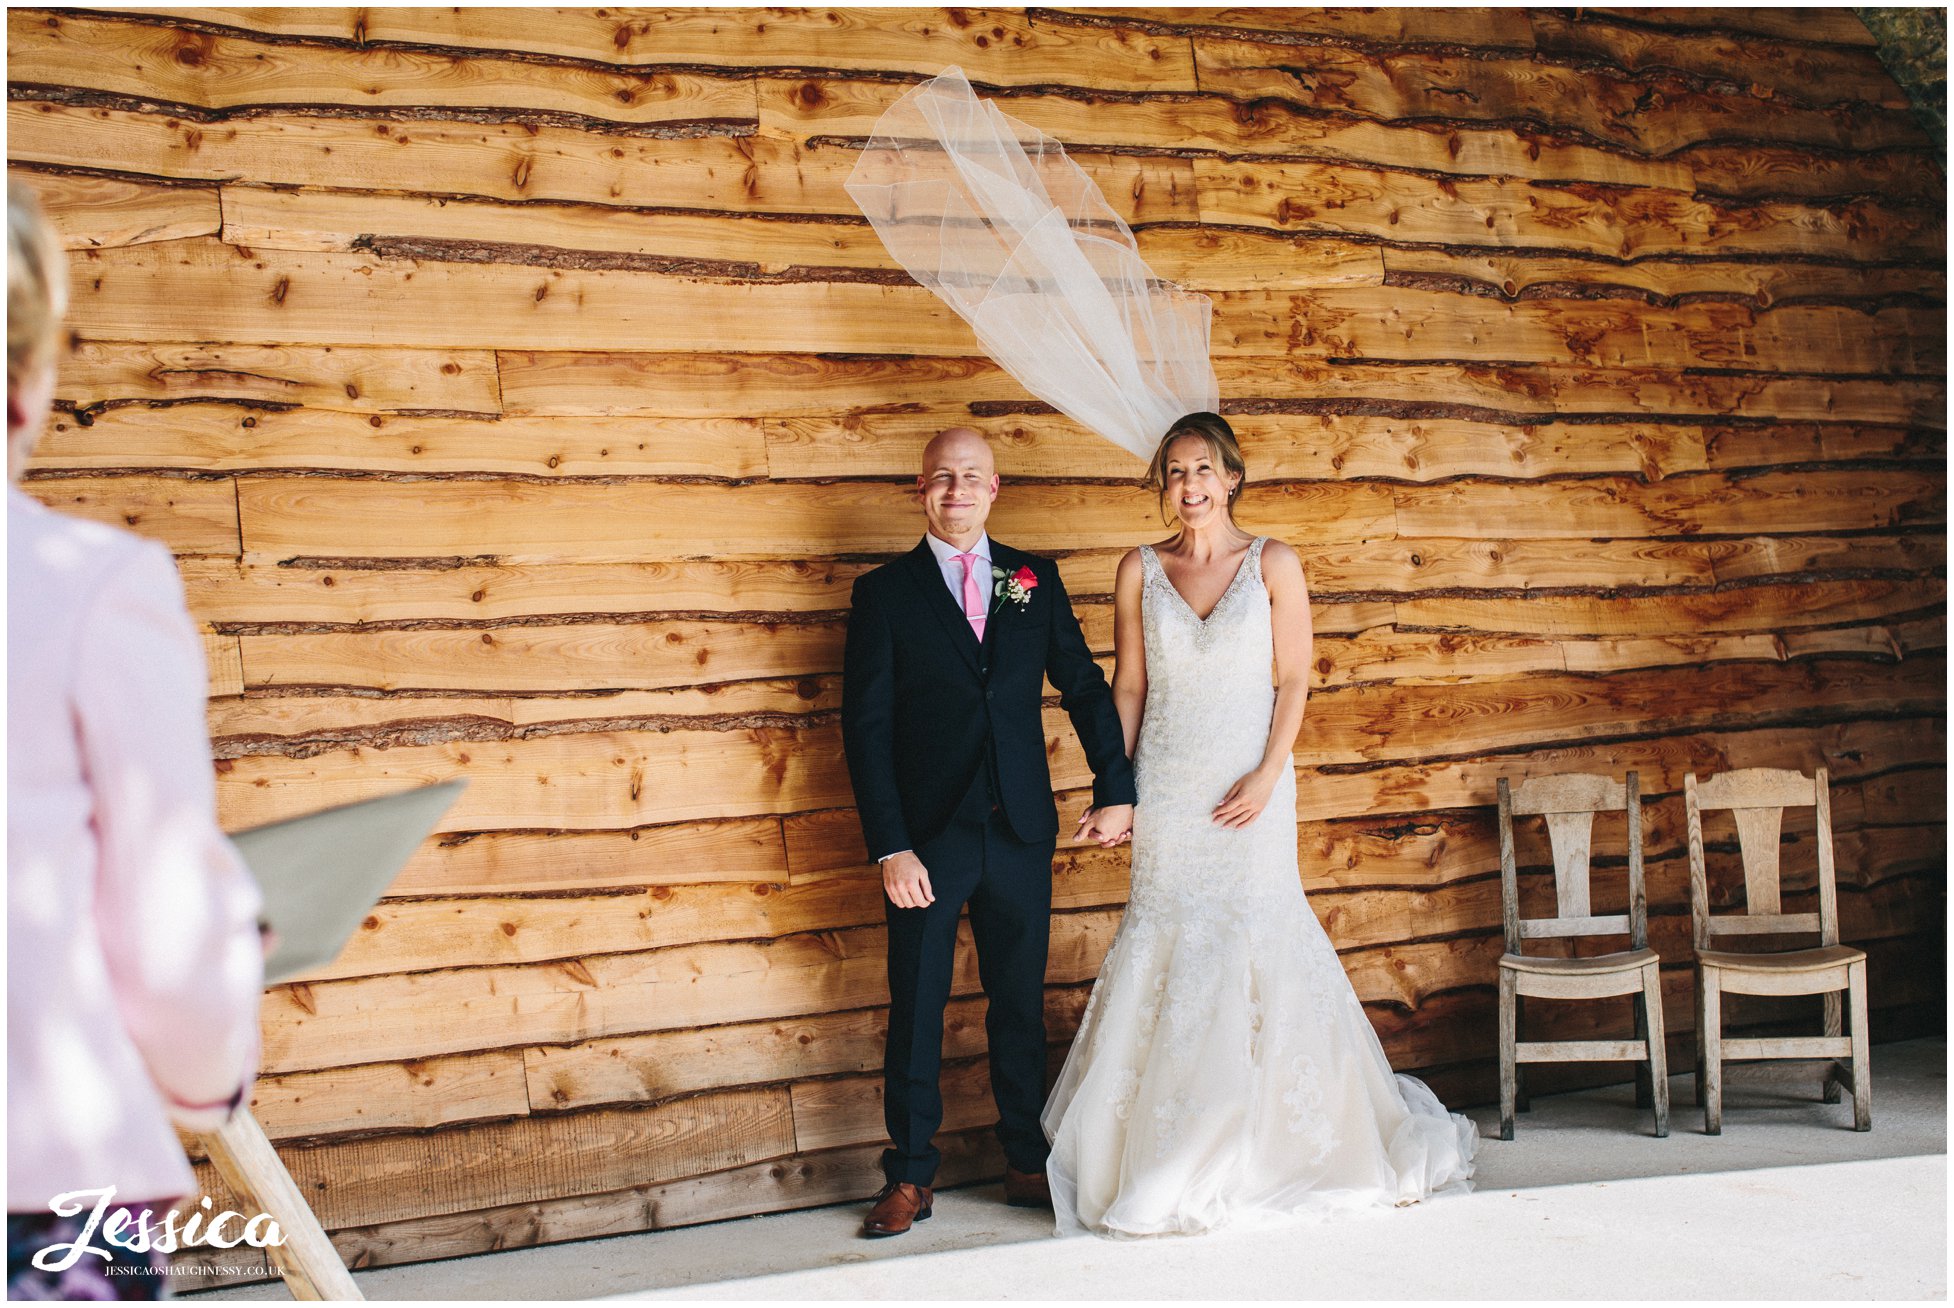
left=1258, top=538, right=1308, bottom=593
left=1115, top=546, right=1147, bottom=586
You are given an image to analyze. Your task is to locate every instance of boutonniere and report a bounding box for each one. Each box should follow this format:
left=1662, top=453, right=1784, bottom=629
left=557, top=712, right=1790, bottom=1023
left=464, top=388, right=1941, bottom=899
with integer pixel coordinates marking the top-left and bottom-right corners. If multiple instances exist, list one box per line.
left=993, top=563, right=1038, bottom=610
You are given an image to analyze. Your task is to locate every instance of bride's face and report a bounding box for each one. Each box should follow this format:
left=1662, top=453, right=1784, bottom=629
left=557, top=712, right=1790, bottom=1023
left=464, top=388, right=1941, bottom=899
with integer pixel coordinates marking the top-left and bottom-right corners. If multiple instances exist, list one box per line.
left=1161, top=435, right=1239, bottom=529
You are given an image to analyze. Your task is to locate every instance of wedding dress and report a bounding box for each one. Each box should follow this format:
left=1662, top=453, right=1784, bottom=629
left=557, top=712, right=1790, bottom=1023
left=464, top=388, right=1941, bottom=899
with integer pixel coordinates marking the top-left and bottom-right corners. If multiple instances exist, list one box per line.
left=1041, top=537, right=1478, bottom=1237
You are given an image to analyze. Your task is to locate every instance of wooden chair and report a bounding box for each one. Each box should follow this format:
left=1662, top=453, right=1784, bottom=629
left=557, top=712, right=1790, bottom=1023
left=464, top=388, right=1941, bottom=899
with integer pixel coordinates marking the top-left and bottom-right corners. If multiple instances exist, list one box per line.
left=1497, top=771, right=1667, bottom=1140
left=1685, top=766, right=1869, bottom=1134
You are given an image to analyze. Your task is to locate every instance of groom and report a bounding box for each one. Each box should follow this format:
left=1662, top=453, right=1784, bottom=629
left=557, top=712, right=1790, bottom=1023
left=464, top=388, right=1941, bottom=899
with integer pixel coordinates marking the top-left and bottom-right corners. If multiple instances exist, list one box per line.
left=841, top=427, right=1135, bottom=1236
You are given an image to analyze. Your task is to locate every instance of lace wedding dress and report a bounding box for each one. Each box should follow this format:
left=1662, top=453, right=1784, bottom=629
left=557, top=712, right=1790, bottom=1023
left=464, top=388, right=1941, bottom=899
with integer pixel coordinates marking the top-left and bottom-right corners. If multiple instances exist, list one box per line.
left=1041, top=537, right=1477, bottom=1237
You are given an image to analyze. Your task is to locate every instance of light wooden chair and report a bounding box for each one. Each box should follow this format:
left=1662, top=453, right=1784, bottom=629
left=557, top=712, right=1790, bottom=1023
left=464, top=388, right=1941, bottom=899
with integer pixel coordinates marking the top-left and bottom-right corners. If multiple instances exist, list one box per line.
left=1497, top=771, right=1667, bottom=1140
left=1685, top=766, right=1870, bottom=1134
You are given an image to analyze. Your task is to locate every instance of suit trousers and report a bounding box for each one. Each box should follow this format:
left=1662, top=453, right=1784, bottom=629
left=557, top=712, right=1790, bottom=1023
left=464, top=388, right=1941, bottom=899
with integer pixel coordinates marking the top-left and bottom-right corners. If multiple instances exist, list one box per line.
left=881, top=765, right=1057, bottom=1186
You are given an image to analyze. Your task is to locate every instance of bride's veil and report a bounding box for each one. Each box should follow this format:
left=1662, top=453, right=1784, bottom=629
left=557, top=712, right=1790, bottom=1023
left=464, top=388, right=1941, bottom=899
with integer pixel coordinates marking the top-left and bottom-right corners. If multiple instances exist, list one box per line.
left=844, top=68, right=1220, bottom=463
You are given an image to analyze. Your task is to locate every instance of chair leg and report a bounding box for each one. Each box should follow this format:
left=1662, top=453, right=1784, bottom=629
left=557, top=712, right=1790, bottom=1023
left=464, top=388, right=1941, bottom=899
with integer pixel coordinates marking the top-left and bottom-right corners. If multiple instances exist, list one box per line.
left=1692, top=968, right=1706, bottom=1109
left=1513, top=994, right=1531, bottom=1113
left=1498, top=969, right=1518, bottom=1142
left=1822, top=991, right=1844, bottom=1104
left=1848, top=961, right=1872, bottom=1132
left=1643, top=965, right=1669, bottom=1139
left=1701, top=972, right=1723, bottom=1135
left=1633, top=987, right=1653, bottom=1110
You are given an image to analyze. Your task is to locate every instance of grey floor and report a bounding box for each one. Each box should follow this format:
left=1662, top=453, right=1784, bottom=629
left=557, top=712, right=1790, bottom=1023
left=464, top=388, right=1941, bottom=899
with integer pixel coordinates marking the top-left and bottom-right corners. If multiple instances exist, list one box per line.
left=190, top=1039, right=1948, bottom=1301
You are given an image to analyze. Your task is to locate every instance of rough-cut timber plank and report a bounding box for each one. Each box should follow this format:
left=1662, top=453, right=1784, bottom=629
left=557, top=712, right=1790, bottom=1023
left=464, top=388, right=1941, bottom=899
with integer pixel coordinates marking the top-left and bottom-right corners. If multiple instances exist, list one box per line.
left=214, top=722, right=855, bottom=833
left=6, top=167, right=219, bottom=248
left=791, top=1058, right=1002, bottom=1153
left=1303, top=656, right=1943, bottom=768
left=242, top=1050, right=530, bottom=1145
left=1379, top=246, right=1945, bottom=307
left=494, top=351, right=1946, bottom=428
left=255, top=914, right=1119, bottom=1073
left=1040, top=8, right=1539, bottom=50
left=229, top=468, right=1942, bottom=565
left=175, top=531, right=1935, bottom=631
left=786, top=769, right=1943, bottom=889
left=527, top=987, right=1091, bottom=1113
left=757, top=75, right=1700, bottom=193
left=1191, top=34, right=1922, bottom=155
left=130, top=6, right=1199, bottom=89
left=181, top=558, right=861, bottom=625
left=1700, top=425, right=1945, bottom=472
left=1392, top=470, right=1943, bottom=539
left=1288, top=716, right=1944, bottom=824
left=763, top=412, right=1716, bottom=481
left=234, top=477, right=1398, bottom=561
left=62, top=239, right=978, bottom=355
left=32, top=406, right=769, bottom=479
left=187, top=1085, right=796, bottom=1230
left=7, top=102, right=1197, bottom=225
left=59, top=229, right=1949, bottom=370
left=384, top=819, right=789, bottom=898
left=20, top=475, right=239, bottom=555
left=284, top=850, right=1128, bottom=983
left=314, top=1129, right=1003, bottom=1281
left=1195, top=157, right=1944, bottom=264
left=217, top=182, right=1386, bottom=292
left=202, top=631, right=243, bottom=697
left=7, top=10, right=759, bottom=127
left=54, top=341, right=501, bottom=414
left=1524, top=11, right=1901, bottom=107
left=1589, top=8, right=1878, bottom=47
left=236, top=620, right=843, bottom=693
left=1215, top=290, right=1941, bottom=374
left=70, top=239, right=1932, bottom=375
left=1394, top=578, right=1946, bottom=639
left=207, top=684, right=843, bottom=759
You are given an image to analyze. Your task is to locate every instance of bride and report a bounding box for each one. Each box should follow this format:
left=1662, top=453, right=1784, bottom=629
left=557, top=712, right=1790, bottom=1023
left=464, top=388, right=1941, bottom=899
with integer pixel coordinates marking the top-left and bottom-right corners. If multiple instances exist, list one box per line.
left=1043, top=412, right=1478, bottom=1237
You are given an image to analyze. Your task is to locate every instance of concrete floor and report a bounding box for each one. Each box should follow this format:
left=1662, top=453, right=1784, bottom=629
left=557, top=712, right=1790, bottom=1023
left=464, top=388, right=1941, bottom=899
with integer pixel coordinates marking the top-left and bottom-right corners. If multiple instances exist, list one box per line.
left=190, top=1039, right=1947, bottom=1301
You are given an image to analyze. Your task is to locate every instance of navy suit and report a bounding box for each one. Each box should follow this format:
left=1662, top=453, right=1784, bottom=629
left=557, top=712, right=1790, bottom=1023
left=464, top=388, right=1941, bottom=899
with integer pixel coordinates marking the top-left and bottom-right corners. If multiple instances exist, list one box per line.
left=842, top=536, right=1136, bottom=1185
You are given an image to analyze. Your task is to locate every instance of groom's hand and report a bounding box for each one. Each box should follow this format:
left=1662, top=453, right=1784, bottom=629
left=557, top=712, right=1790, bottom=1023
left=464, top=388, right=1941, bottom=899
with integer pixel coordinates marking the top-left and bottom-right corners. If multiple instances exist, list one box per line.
left=1077, top=803, right=1134, bottom=847
left=882, top=851, right=936, bottom=909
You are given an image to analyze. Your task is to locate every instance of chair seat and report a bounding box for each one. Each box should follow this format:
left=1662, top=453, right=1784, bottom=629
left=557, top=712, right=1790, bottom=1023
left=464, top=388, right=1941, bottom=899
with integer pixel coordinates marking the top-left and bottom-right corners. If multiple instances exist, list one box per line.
left=1697, top=944, right=1865, bottom=973
left=1499, top=946, right=1658, bottom=976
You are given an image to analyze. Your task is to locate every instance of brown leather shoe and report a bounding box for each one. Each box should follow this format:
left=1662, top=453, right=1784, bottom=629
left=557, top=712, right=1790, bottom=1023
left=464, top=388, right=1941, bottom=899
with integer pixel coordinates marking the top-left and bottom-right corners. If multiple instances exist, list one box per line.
left=862, top=1180, right=933, bottom=1236
left=1003, top=1165, right=1052, bottom=1209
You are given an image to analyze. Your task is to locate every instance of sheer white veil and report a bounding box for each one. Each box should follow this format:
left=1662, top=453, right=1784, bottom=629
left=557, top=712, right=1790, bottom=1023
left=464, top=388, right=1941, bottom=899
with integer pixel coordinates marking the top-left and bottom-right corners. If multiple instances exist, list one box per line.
left=844, top=68, right=1219, bottom=464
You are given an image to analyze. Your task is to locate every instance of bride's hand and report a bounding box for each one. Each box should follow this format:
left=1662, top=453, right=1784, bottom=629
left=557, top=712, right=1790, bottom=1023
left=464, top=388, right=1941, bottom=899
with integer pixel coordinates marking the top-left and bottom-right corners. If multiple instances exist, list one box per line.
left=1213, top=768, right=1278, bottom=828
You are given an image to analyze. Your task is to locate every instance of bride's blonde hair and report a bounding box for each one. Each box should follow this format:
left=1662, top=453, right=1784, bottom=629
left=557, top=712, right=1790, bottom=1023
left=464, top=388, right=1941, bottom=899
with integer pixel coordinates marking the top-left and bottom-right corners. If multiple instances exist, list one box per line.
left=8, top=179, right=67, bottom=400
left=1145, top=412, right=1245, bottom=525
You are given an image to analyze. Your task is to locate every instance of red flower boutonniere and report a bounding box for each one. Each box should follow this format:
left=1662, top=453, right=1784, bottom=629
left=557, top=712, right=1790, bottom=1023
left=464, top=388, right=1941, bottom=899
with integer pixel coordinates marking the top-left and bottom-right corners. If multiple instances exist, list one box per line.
left=993, top=563, right=1038, bottom=610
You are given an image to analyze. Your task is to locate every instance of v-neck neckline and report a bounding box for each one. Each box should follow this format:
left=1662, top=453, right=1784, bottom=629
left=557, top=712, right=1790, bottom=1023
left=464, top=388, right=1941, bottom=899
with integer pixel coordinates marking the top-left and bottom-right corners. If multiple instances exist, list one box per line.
left=1147, top=539, right=1258, bottom=625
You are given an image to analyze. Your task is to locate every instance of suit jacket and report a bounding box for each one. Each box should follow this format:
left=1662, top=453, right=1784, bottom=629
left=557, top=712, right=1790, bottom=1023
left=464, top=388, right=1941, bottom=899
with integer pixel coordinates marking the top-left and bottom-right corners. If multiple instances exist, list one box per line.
left=842, top=535, right=1137, bottom=859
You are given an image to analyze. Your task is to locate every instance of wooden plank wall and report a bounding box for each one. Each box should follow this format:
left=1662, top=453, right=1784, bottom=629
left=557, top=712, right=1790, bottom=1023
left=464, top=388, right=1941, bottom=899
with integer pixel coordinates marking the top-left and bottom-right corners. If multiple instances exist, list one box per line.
left=8, top=4, right=1944, bottom=1284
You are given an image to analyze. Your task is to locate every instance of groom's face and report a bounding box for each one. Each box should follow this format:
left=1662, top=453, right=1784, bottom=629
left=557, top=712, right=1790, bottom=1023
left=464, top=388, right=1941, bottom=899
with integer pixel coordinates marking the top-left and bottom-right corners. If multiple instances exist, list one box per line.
left=917, top=430, right=999, bottom=542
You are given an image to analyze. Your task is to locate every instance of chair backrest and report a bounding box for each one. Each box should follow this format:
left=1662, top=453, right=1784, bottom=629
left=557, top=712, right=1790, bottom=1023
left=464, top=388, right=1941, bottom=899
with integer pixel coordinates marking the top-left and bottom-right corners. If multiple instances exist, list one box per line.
left=1683, top=766, right=1837, bottom=950
left=1496, top=771, right=1646, bottom=954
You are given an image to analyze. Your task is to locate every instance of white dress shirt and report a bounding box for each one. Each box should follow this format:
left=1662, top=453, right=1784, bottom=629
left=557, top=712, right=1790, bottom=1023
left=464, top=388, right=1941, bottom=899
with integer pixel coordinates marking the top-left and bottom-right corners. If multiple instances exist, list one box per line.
left=924, top=530, right=993, bottom=617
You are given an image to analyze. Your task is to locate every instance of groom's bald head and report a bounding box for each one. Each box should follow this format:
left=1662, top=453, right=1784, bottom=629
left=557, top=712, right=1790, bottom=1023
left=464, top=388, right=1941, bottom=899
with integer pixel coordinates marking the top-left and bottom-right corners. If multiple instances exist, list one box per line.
left=917, top=426, right=998, bottom=546
left=921, top=426, right=995, bottom=479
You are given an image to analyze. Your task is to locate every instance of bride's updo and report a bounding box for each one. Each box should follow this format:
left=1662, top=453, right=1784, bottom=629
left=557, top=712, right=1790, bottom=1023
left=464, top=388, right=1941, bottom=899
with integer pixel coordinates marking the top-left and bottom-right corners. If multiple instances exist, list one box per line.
left=1145, top=412, right=1245, bottom=524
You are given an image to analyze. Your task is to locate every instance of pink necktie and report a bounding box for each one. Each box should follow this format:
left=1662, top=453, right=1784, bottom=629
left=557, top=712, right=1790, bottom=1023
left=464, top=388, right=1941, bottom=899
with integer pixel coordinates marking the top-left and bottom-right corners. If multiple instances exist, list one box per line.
left=956, top=552, right=987, bottom=641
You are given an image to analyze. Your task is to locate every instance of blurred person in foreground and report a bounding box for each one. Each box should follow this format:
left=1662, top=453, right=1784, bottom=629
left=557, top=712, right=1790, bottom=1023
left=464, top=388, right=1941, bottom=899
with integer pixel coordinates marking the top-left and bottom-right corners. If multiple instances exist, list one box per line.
left=7, top=177, right=266, bottom=1299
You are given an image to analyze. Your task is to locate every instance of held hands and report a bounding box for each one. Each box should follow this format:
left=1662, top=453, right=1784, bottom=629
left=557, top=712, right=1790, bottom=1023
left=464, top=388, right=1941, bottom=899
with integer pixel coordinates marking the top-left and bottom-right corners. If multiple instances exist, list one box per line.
left=881, top=850, right=936, bottom=909
left=1213, top=767, right=1278, bottom=829
left=1076, top=802, right=1134, bottom=848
